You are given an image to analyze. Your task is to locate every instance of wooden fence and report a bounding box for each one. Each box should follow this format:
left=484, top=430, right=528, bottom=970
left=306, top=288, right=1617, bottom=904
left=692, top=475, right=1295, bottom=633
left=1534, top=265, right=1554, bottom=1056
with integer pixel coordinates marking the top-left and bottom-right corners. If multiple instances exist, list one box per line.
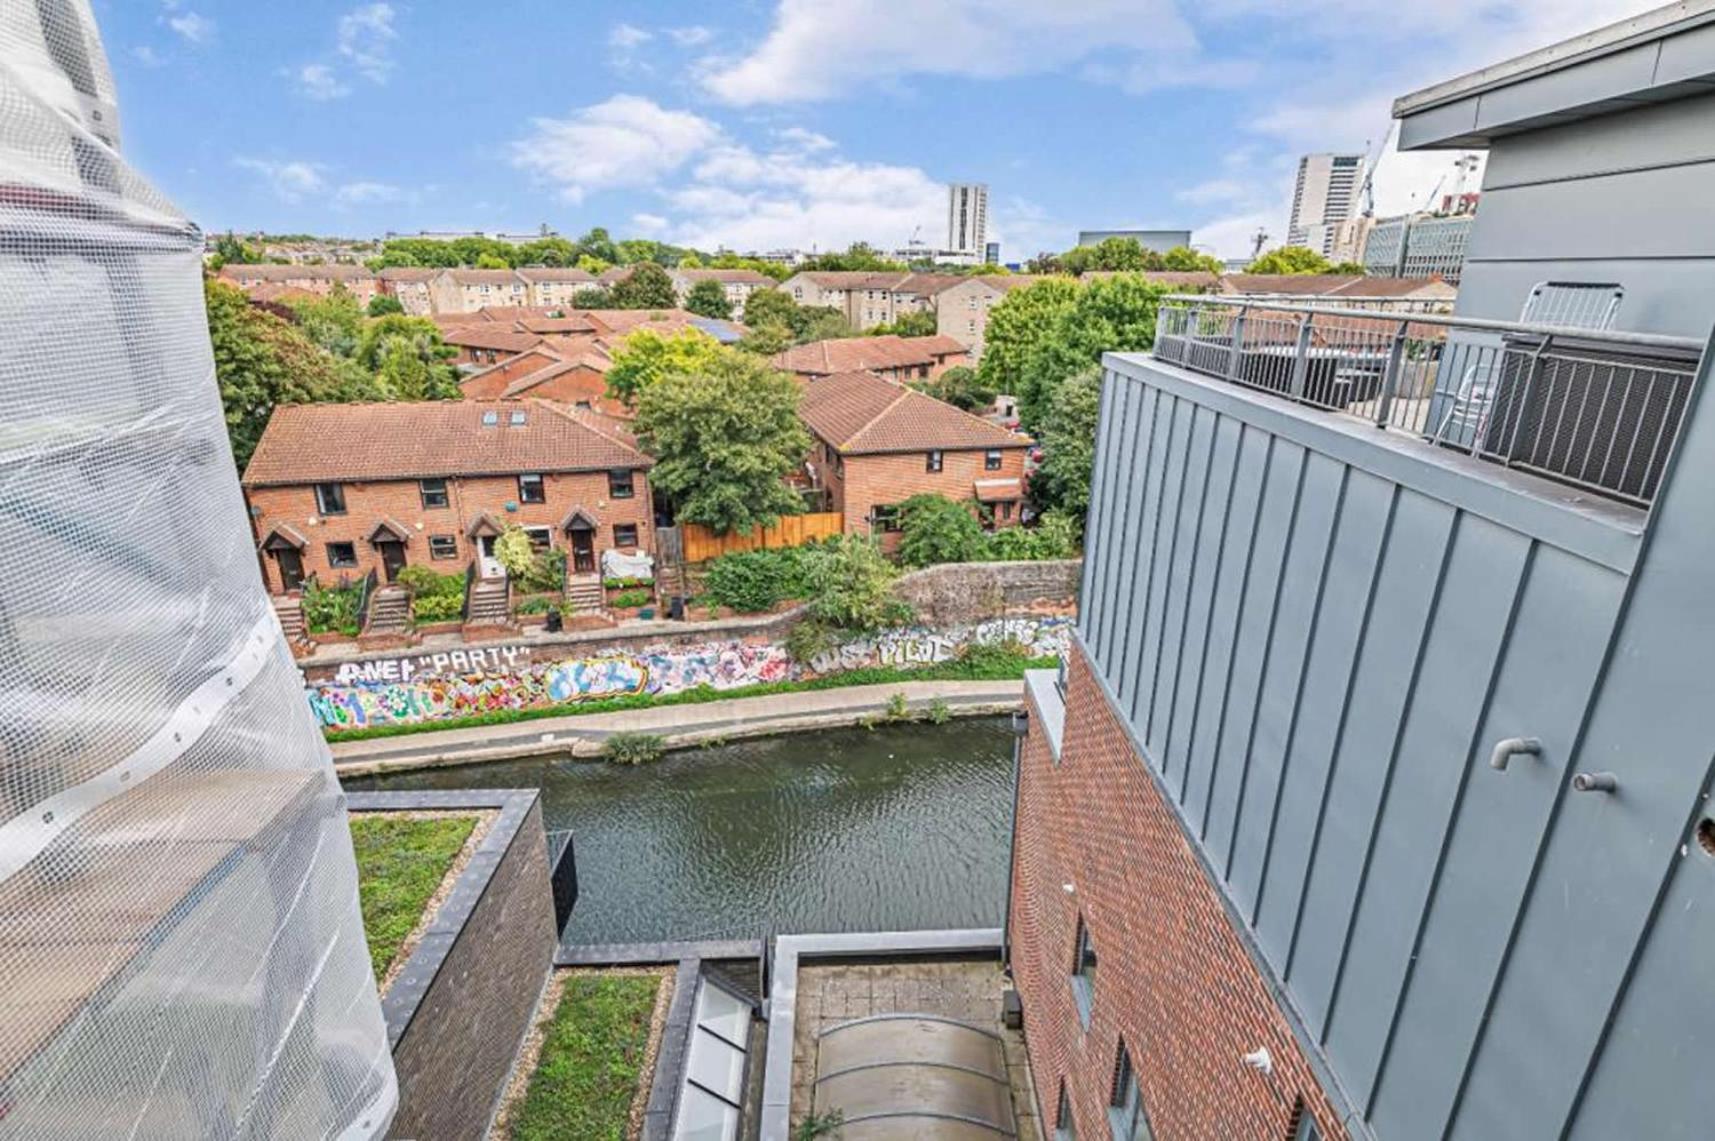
left=680, top=512, right=844, bottom=563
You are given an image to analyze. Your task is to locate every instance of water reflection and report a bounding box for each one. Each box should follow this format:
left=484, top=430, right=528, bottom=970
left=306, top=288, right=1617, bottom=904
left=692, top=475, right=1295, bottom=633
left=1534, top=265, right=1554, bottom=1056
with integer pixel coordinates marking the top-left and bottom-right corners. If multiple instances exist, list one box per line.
left=344, top=718, right=1015, bottom=945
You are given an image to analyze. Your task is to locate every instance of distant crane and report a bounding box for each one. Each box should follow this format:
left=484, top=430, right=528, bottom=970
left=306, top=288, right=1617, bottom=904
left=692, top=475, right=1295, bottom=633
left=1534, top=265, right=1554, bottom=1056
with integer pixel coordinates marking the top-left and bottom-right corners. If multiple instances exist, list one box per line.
left=1250, top=227, right=1270, bottom=259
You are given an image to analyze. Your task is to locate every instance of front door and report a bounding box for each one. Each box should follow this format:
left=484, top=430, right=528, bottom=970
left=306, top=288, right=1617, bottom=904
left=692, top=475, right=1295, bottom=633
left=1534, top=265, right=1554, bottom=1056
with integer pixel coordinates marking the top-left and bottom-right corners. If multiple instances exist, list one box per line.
left=274, top=547, right=305, bottom=592
left=570, top=526, right=596, bottom=574
left=478, top=535, right=505, bottom=579
left=377, top=540, right=406, bottom=582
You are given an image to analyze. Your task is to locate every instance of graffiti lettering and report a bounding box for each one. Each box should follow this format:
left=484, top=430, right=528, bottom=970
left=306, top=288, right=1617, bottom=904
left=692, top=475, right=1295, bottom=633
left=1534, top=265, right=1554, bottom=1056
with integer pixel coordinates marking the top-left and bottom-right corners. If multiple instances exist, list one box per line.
left=310, top=619, right=1070, bottom=730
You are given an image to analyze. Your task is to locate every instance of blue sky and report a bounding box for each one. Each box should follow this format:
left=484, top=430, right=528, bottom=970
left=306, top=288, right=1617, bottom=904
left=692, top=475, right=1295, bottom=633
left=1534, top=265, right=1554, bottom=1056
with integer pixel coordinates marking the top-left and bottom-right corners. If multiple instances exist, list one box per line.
left=95, top=0, right=1657, bottom=259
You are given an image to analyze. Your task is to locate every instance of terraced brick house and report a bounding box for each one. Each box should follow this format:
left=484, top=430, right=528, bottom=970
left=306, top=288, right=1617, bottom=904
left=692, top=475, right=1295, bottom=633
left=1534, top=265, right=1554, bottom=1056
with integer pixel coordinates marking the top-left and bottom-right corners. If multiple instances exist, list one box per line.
left=797, top=369, right=1031, bottom=543
left=773, top=334, right=971, bottom=383
left=243, top=399, right=653, bottom=595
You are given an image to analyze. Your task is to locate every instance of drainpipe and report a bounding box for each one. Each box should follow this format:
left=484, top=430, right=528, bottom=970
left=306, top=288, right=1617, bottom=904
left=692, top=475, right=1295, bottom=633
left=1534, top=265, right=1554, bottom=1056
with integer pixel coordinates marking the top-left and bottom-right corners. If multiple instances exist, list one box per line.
left=1001, top=706, right=1029, bottom=972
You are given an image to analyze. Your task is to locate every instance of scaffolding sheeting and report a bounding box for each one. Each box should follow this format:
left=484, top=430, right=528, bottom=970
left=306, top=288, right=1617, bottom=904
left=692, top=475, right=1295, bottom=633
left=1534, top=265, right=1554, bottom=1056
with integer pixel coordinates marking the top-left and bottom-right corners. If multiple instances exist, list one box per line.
left=0, top=3, right=394, bottom=1136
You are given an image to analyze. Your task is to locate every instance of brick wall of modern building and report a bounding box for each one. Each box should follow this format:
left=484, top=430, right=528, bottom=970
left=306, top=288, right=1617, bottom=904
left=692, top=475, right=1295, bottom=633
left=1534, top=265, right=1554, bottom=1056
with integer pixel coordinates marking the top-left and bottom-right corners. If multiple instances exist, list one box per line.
left=1009, top=645, right=1346, bottom=1141
left=833, top=446, right=1028, bottom=537
left=388, top=799, right=557, bottom=1141
left=248, top=468, right=653, bottom=593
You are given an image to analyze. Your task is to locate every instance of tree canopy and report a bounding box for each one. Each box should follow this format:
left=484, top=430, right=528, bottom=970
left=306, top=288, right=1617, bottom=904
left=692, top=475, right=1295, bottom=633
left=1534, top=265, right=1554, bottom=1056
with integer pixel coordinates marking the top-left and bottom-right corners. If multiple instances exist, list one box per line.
left=205, top=280, right=382, bottom=470
left=684, top=278, right=733, bottom=319
left=1031, top=367, right=1104, bottom=529
left=605, top=328, right=725, bottom=407
left=1027, top=239, right=1223, bottom=276
left=865, top=310, right=937, bottom=337
left=911, top=365, right=995, bottom=413
left=632, top=350, right=811, bottom=535
left=1244, top=245, right=1360, bottom=275
left=609, top=262, right=678, bottom=309
left=797, top=242, right=908, bottom=273
left=976, top=277, right=1081, bottom=416
left=1016, top=275, right=1167, bottom=427
left=366, top=293, right=404, bottom=317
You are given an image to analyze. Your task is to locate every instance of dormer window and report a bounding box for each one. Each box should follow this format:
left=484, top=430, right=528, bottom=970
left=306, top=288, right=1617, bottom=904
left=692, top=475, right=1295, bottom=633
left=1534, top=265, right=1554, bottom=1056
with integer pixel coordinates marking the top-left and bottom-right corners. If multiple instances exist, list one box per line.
left=510, top=409, right=527, bottom=426
left=481, top=410, right=499, bottom=427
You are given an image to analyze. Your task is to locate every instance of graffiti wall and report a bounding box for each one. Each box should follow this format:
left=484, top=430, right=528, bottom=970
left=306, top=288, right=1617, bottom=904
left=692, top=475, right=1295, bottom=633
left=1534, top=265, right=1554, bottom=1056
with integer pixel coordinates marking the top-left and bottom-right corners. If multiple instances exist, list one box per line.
left=308, top=616, right=1072, bottom=731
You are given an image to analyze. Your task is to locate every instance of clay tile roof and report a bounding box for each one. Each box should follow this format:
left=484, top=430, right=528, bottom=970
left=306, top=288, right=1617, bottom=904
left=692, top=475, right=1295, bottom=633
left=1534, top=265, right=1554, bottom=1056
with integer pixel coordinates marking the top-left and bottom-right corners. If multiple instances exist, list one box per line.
left=894, top=273, right=968, bottom=296
left=773, top=335, right=962, bottom=376
left=676, top=268, right=775, bottom=285
left=258, top=522, right=307, bottom=551
left=377, top=267, right=437, bottom=282
left=445, top=268, right=524, bottom=285
left=366, top=517, right=413, bottom=543
left=440, top=326, right=544, bottom=353
left=241, top=399, right=650, bottom=487
left=798, top=370, right=1031, bottom=455
left=218, top=264, right=375, bottom=283
left=973, top=477, right=1024, bottom=502
left=514, top=266, right=597, bottom=283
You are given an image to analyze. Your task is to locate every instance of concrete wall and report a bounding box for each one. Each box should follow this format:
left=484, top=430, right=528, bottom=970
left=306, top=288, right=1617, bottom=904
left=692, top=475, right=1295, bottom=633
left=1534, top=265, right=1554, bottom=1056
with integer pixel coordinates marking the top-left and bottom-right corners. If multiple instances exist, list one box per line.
left=1454, top=93, right=1715, bottom=337
left=1070, top=349, right=1715, bottom=1137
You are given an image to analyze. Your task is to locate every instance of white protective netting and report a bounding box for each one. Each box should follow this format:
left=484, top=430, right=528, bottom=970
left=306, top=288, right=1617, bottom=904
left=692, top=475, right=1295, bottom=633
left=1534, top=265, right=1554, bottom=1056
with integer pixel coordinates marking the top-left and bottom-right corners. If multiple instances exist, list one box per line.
left=0, top=4, right=395, bottom=1137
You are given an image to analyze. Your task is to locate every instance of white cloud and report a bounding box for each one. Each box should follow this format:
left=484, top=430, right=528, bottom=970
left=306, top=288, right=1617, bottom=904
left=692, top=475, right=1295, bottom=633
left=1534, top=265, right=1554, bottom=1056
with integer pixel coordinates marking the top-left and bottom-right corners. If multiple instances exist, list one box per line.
left=1175, top=178, right=1249, bottom=207
left=335, top=180, right=403, bottom=205
left=775, top=126, right=834, bottom=153
left=293, top=4, right=397, bottom=100
left=131, top=45, right=165, bottom=68
left=668, top=26, right=714, bottom=47
left=164, top=10, right=213, bottom=45
left=632, top=212, right=670, bottom=235
left=338, top=3, right=397, bottom=84
left=608, top=23, right=653, bottom=49
left=512, top=96, right=724, bottom=205
left=701, top=0, right=1201, bottom=105
left=234, top=158, right=327, bottom=203
left=296, top=63, right=351, bottom=101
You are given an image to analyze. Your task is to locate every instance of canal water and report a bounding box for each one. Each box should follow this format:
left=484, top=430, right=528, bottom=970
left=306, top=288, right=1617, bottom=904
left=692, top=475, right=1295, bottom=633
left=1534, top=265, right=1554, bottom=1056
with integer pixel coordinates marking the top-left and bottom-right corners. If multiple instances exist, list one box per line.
left=343, top=718, right=1016, bottom=946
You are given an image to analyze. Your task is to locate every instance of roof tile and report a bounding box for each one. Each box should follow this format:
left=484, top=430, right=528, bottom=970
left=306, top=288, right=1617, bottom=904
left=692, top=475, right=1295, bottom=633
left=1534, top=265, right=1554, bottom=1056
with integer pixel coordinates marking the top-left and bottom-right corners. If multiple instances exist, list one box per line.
left=799, top=370, right=1029, bottom=455
left=242, top=399, right=649, bottom=486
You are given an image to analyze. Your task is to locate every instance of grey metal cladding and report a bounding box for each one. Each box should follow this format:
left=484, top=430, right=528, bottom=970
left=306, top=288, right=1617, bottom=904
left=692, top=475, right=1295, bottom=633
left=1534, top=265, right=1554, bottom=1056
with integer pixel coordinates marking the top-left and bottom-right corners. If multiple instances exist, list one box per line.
left=1082, top=348, right=1715, bottom=1139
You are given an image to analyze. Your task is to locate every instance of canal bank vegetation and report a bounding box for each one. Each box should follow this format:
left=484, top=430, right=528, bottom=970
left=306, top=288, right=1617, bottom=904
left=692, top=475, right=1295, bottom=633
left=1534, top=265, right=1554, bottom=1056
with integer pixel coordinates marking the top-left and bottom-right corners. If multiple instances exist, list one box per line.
left=602, top=731, right=666, bottom=765
left=350, top=813, right=477, bottom=980
left=326, top=640, right=1058, bottom=744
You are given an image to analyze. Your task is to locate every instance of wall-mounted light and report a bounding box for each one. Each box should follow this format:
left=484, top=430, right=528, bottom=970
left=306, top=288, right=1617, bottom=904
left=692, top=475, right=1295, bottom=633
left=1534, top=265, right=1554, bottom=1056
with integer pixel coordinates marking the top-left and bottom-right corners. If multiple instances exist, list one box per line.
left=1242, top=1047, right=1273, bottom=1076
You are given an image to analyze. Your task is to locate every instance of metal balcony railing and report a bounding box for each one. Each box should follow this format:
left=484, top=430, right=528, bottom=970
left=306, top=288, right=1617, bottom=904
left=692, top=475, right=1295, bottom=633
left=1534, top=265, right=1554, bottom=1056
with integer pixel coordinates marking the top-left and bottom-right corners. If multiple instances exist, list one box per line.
left=1151, top=295, right=1706, bottom=509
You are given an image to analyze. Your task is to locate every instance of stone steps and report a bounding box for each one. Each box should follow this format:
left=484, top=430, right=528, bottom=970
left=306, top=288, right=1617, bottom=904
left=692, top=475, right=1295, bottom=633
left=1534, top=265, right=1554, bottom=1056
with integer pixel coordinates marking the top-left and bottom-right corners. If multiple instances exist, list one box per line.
left=467, top=578, right=510, bottom=626
left=364, top=587, right=411, bottom=635
left=564, top=574, right=605, bottom=615
left=272, top=595, right=305, bottom=641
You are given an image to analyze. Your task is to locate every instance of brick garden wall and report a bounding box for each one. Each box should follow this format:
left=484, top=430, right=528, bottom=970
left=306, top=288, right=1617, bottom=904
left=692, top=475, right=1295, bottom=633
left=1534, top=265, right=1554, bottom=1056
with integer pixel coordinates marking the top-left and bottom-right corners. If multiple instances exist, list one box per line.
left=1009, top=645, right=1346, bottom=1140
left=388, top=799, right=557, bottom=1141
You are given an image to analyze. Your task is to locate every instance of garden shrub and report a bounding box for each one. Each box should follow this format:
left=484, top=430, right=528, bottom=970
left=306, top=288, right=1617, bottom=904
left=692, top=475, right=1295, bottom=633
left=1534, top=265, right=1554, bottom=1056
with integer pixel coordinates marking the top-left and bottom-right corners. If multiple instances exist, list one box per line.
left=513, top=596, right=555, bottom=616
left=611, top=589, right=653, bottom=608
left=302, top=581, right=362, bottom=635
left=802, top=535, right=913, bottom=632
left=701, top=543, right=823, bottom=613
left=603, top=731, right=665, bottom=765
left=603, top=576, right=652, bottom=589
left=411, top=592, right=463, bottom=623
left=785, top=618, right=841, bottom=664
left=897, top=493, right=985, bottom=567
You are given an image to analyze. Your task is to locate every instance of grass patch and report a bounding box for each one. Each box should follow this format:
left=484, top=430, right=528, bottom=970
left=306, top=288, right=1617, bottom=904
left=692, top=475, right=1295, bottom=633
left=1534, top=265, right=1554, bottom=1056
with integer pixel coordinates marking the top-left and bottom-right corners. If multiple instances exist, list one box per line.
left=511, top=974, right=661, bottom=1141
left=326, top=652, right=1062, bottom=744
left=350, top=814, right=476, bottom=980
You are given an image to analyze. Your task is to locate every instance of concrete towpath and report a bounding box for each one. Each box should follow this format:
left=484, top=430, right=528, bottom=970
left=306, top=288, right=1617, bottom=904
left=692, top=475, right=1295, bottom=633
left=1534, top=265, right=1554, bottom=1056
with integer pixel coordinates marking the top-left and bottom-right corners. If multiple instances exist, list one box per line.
left=330, top=679, right=1025, bottom=777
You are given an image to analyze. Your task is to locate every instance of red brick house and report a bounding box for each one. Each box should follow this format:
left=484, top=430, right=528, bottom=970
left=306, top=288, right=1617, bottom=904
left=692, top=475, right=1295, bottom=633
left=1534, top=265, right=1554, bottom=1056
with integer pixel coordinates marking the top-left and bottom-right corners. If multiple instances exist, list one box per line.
left=242, top=399, right=654, bottom=594
left=456, top=344, right=630, bottom=417
left=797, top=369, right=1031, bottom=542
left=774, top=334, right=971, bottom=383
